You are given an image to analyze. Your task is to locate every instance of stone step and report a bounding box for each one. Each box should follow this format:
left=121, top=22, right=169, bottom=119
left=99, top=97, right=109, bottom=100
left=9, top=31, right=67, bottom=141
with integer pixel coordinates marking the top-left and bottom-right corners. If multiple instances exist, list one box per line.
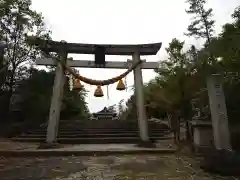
left=56, top=127, right=168, bottom=131
left=59, top=120, right=165, bottom=123
left=30, top=127, right=170, bottom=131
left=57, top=123, right=168, bottom=128
left=28, top=129, right=169, bottom=132
left=56, top=127, right=168, bottom=130
left=30, top=127, right=169, bottom=131
left=12, top=136, right=172, bottom=143
left=27, top=129, right=170, bottom=134
left=24, top=133, right=171, bottom=137
left=58, top=122, right=166, bottom=124
left=18, top=132, right=169, bottom=138
left=41, top=122, right=168, bottom=126
left=64, top=130, right=170, bottom=134
left=58, top=123, right=168, bottom=126
left=58, top=122, right=168, bottom=125
left=13, top=120, right=171, bottom=144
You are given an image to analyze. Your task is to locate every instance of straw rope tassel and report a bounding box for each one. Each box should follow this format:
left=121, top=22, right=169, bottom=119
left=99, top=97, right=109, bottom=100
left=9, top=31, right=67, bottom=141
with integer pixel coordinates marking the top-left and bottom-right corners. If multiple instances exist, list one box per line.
left=107, top=85, right=109, bottom=99
left=69, top=74, right=73, bottom=91
left=124, top=76, right=127, bottom=92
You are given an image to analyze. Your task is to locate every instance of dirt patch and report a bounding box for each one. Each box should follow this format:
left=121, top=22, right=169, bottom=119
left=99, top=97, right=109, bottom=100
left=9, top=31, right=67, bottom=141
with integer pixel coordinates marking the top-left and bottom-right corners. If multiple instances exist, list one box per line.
left=93, top=156, right=116, bottom=165
left=0, top=157, right=87, bottom=180
left=112, top=157, right=166, bottom=173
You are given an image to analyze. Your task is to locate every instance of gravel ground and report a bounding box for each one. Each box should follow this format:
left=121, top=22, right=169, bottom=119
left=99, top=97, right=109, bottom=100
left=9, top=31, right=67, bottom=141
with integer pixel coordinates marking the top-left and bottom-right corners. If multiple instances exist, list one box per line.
left=0, top=155, right=236, bottom=180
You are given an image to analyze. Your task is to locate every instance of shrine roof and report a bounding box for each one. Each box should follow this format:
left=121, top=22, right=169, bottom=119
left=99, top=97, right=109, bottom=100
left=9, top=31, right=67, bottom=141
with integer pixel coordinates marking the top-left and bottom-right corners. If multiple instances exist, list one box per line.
left=92, top=107, right=117, bottom=115
left=27, top=37, right=162, bottom=55
left=92, top=112, right=117, bottom=115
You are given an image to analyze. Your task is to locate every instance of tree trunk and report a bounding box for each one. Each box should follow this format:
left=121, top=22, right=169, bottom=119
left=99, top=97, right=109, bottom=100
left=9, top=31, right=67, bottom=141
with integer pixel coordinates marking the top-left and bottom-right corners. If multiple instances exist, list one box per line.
left=6, top=72, right=14, bottom=117
left=176, top=117, right=180, bottom=142
left=168, top=112, right=181, bottom=144
left=185, top=120, right=192, bottom=141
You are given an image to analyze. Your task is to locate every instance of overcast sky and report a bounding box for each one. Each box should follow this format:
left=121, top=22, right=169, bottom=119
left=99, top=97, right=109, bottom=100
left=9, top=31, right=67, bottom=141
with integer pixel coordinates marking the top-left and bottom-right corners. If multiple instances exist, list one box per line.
left=31, top=0, right=239, bottom=113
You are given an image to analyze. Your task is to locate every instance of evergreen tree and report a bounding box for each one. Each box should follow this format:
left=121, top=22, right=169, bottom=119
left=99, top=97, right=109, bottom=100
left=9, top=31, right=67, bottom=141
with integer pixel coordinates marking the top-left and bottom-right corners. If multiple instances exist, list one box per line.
left=185, top=0, right=215, bottom=45
left=185, top=0, right=218, bottom=75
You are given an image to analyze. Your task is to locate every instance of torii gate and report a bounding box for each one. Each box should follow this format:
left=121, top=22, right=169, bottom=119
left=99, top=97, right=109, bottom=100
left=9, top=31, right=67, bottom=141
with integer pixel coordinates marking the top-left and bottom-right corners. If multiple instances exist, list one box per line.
left=28, top=38, right=162, bottom=145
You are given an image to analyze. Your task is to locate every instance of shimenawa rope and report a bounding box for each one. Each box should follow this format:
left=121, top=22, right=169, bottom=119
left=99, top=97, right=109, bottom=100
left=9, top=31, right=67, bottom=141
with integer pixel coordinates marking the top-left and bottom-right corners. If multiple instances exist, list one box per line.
left=52, top=55, right=142, bottom=86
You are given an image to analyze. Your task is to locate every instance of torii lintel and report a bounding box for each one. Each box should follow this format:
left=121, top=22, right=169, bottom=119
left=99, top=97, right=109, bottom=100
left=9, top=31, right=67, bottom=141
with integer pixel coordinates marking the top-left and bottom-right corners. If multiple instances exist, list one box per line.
left=27, top=37, right=162, bottom=55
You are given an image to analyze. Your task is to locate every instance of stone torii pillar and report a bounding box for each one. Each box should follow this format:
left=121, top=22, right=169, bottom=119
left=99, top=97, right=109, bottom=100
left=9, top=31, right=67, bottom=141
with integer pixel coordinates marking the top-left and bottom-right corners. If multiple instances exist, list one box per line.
left=133, top=51, right=149, bottom=142
left=46, top=51, right=67, bottom=144
left=45, top=41, right=68, bottom=144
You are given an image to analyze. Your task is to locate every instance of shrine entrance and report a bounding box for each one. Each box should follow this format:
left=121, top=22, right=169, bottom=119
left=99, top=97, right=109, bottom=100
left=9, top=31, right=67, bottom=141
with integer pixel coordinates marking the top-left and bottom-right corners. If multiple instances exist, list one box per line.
left=28, top=37, right=162, bottom=145
left=92, top=107, right=117, bottom=121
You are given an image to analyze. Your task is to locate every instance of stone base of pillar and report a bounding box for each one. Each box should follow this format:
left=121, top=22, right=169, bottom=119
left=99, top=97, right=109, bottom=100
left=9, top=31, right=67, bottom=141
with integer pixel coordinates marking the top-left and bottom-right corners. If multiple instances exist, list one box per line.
left=38, top=142, right=61, bottom=149
left=193, top=144, right=215, bottom=155
left=136, top=140, right=156, bottom=148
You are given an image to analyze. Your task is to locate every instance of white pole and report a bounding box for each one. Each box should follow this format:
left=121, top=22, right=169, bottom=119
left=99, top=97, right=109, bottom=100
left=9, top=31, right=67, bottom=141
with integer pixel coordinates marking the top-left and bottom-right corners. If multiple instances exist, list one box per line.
left=206, top=74, right=231, bottom=150
left=132, top=51, right=149, bottom=141
left=46, top=51, right=67, bottom=144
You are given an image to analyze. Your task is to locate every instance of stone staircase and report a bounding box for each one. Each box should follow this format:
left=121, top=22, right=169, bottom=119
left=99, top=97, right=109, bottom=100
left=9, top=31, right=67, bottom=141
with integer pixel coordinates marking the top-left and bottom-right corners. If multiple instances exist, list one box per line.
left=12, top=120, right=172, bottom=144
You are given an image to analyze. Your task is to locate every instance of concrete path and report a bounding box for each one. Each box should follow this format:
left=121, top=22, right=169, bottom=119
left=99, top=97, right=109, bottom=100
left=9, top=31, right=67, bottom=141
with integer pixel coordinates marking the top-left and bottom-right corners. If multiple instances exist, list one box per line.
left=0, top=138, right=177, bottom=156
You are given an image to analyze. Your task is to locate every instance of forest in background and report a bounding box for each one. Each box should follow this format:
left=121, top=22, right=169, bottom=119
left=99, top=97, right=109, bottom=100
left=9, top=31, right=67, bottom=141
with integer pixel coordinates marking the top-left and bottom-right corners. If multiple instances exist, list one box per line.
left=0, top=0, right=90, bottom=135
left=120, top=4, right=240, bottom=122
